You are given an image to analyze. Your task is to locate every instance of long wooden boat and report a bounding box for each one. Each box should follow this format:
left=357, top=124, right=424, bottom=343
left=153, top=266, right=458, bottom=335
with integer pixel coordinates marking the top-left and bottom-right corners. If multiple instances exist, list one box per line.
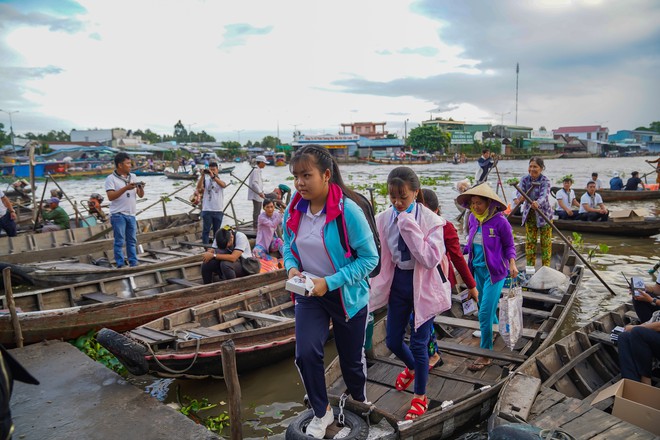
left=101, top=279, right=295, bottom=378
left=551, top=186, right=660, bottom=202
left=322, top=242, right=584, bottom=439
left=1, top=212, right=200, bottom=264
left=0, top=265, right=285, bottom=346
left=488, top=303, right=657, bottom=439
left=164, top=170, right=199, bottom=180
left=508, top=214, right=660, bottom=237
left=369, top=158, right=434, bottom=165
left=1, top=231, right=207, bottom=287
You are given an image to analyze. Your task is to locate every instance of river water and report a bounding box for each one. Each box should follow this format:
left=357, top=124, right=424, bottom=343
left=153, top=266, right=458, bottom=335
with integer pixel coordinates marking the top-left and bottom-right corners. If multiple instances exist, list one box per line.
left=42, top=156, right=659, bottom=438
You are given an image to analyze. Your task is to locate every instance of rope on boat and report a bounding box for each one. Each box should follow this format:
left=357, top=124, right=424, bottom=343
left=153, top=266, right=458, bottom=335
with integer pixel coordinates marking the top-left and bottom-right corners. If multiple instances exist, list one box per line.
left=143, top=330, right=202, bottom=375
left=539, top=429, right=576, bottom=440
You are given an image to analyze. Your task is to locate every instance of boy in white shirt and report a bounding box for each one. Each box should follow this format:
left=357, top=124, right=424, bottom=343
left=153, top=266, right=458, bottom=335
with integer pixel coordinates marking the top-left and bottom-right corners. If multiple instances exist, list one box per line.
left=578, top=181, right=609, bottom=221
left=554, top=177, right=580, bottom=220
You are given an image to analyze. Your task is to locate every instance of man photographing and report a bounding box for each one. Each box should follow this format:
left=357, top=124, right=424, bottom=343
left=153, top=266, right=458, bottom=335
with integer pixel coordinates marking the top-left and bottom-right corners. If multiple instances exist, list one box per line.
left=105, top=152, right=145, bottom=268
left=196, top=161, right=228, bottom=243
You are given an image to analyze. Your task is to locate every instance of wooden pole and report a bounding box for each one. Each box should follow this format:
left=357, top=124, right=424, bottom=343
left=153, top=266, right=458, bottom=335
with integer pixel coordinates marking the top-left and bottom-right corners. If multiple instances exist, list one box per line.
left=366, top=187, right=376, bottom=208
left=221, top=340, right=242, bottom=440
left=29, top=143, right=37, bottom=224
left=135, top=181, right=193, bottom=216
left=33, top=175, right=50, bottom=231
left=2, top=268, right=24, bottom=348
left=494, top=164, right=508, bottom=204
left=222, top=168, right=255, bottom=227
left=48, top=173, right=89, bottom=219
left=512, top=183, right=617, bottom=296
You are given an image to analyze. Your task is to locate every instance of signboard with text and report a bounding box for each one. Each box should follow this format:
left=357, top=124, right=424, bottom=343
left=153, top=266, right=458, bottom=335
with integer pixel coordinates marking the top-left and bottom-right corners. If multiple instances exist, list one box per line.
left=450, top=131, right=473, bottom=145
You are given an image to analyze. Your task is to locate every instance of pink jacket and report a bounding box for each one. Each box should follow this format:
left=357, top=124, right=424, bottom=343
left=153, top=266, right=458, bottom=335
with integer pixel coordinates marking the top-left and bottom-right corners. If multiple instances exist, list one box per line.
left=369, top=204, right=452, bottom=330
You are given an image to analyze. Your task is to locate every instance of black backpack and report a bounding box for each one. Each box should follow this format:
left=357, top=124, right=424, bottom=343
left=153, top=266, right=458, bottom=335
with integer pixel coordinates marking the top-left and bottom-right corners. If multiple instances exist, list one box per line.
left=336, top=193, right=381, bottom=278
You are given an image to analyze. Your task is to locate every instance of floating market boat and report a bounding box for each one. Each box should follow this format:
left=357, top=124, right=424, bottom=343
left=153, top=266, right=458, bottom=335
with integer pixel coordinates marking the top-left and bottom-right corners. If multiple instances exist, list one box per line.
left=507, top=214, right=660, bottom=237
left=551, top=186, right=660, bottom=202
left=488, top=303, right=657, bottom=439
left=0, top=266, right=284, bottom=346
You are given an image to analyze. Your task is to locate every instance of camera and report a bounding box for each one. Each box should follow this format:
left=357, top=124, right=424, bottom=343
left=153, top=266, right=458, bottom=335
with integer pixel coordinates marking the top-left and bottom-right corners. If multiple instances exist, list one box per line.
left=136, top=182, right=145, bottom=188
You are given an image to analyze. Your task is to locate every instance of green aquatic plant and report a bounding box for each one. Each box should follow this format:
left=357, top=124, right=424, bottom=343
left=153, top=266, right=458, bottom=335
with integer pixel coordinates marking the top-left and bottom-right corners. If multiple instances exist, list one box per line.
left=419, top=174, right=451, bottom=185
left=506, top=177, right=520, bottom=185
left=556, top=174, right=574, bottom=184
left=176, top=387, right=230, bottom=434
left=70, top=331, right=127, bottom=375
left=571, top=232, right=610, bottom=262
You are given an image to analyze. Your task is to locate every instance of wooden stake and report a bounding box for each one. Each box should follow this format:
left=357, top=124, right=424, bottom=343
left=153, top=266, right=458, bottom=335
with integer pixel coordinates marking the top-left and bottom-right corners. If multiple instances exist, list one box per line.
left=221, top=340, right=242, bottom=440
left=512, top=183, right=617, bottom=296
left=2, top=267, right=24, bottom=347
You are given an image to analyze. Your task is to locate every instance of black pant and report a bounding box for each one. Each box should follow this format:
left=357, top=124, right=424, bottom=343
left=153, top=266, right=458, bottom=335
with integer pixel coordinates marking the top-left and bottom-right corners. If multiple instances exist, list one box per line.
left=201, top=256, right=246, bottom=284
left=580, top=211, right=609, bottom=222
left=633, top=299, right=660, bottom=323
left=555, top=209, right=579, bottom=220
left=0, top=212, right=17, bottom=237
left=618, top=326, right=660, bottom=381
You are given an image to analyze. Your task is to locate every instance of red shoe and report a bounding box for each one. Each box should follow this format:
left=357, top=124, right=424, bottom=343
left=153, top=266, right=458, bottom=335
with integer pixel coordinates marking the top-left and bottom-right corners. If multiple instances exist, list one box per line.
left=405, top=396, right=428, bottom=420
left=395, top=367, right=415, bottom=391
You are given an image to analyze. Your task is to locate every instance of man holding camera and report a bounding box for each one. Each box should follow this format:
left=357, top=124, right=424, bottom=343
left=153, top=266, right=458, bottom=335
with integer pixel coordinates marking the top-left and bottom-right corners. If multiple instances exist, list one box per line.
left=105, top=152, right=145, bottom=268
left=196, top=161, right=228, bottom=243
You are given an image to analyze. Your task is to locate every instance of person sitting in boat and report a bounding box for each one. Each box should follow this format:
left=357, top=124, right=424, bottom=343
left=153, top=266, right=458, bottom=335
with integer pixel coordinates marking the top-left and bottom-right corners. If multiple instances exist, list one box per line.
left=200, top=226, right=256, bottom=284
left=554, top=177, right=580, bottom=220
left=618, top=280, right=660, bottom=385
left=0, top=189, right=18, bottom=237
left=578, top=181, right=609, bottom=221
left=586, top=172, right=603, bottom=190
left=87, top=193, right=107, bottom=222
left=624, top=171, right=644, bottom=191
left=264, top=184, right=291, bottom=210
left=41, top=197, right=70, bottom=232
left=609, top=171, right=624, bottom=190
left=252, top=199, right=284, bottom=261
left=50, top=189, right=64, bottom=200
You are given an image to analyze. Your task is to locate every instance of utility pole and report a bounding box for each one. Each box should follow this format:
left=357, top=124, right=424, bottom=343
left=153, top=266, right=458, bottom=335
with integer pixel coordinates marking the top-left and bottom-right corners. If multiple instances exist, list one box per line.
left=515, top=63, right=519, bottom=126
left=235, top=129, right=244, bottom=146
left=0, top=109, right=19, bottom=152
left=404, top=118, right=409, bottom=146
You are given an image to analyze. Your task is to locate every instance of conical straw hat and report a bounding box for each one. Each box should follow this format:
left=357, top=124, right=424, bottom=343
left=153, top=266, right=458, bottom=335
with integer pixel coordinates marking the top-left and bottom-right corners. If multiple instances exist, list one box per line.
left=455, top=183, right=507, bottom=211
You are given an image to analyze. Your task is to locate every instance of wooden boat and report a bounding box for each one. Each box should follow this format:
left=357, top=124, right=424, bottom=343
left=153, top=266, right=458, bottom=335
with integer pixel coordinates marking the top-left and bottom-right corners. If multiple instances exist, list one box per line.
left=508, top=214, right=660, bottom=237
left=551, top=186, right=660, bottom=202
left=369, top=158, right=433, bottom=165
left=323, top=242, right=584, bottom=439
left=1, top=212, right=200, bottom=264
left=164, top=170, right=199, bottom=180
left=134, top=170, right=164, bottom=176
left=0, top=265, right=285, bottom=346
left=1, top=231, right=207, bottom=287
left=488, top=303, right=657, bottom=439
left=104, top=279, right=296, bottom=378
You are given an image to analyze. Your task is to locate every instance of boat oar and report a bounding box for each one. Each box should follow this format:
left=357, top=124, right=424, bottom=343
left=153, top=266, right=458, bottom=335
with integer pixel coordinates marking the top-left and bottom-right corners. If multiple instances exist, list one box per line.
left=135, top=181, right=194, bottom=216
left=494, top=163, right=508, bottom=204
left=511, top=182, right=617, bottom=296
left=506, top=183, right=537, bottom=218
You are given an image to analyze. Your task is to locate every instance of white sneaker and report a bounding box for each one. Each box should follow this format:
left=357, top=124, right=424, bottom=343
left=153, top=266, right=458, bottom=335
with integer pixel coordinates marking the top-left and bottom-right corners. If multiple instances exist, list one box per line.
left=306, top=407, right=333, bottom=438
left=472, top=330, right=481, bottom=338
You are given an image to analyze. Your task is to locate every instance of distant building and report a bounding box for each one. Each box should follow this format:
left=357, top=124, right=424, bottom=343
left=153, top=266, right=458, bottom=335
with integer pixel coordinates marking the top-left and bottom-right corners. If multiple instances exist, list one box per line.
left=490, top=125, right=533, bottom=140
left=70, top=128, right=143, bottom=148
left=421, top=118, right=467, bottom=132
left=48, top=141, right=105, bottom=151
left=356, top=137, right=405, bottom=158
left=608, top=129, right=658, bottom=145
left=553, top=125, right=609, bottom=142
left=292, top=133, right=361, bottom=159
left=522, top=129, right=565, bottom=151
left=340, top=122, right=388, bottom=139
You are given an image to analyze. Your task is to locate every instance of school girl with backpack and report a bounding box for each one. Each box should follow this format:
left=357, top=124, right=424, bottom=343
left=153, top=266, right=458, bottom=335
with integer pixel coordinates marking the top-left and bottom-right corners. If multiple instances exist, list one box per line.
left=281, top=144, right=379, bottom=439
left=369, top=167, right=452, bottom=421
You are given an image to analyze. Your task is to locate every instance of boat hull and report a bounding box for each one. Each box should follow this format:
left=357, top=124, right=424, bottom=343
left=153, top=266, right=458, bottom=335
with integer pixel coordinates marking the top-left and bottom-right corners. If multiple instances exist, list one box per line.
left=551, top=186, right=660, bottom=202
left=508, top=214, right=660, bottom=237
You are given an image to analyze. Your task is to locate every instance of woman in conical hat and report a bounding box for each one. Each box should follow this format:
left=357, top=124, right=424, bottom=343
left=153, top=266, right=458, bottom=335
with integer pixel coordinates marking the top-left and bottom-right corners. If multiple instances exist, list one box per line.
left=456, top=183, right=518, bottom=371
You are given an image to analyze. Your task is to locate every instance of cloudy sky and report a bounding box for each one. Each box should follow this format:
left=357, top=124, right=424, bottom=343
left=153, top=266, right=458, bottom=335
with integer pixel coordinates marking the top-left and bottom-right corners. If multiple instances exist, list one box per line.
left=1, top=0, right=658, bottom=143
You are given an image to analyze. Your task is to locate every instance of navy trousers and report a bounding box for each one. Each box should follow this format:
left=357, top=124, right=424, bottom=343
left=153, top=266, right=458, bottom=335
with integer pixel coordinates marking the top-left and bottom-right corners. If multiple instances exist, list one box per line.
left=294, top=289, right=368, bottom=418
left=386, top=268, right=434, bottom=396
left=619, top=326, right=660, bottom=381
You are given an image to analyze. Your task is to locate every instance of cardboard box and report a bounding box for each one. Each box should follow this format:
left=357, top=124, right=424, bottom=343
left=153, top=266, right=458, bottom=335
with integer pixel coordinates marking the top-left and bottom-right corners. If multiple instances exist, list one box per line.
left=591, top=378, right=660, bottom=435
left=609, top=209, right=648, bottom=222
left=285, top=271, right=319, bottom=296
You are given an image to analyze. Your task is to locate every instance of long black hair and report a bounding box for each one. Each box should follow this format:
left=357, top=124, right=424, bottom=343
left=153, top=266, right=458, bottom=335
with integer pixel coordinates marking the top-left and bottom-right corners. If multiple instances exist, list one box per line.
left=289, top=144, right=364, bottom=208
left=387, top=166, right=425, bottom=204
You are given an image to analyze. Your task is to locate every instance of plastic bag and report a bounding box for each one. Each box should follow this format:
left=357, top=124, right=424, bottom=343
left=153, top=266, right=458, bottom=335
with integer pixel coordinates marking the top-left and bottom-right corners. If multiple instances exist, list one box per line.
left=525, top=266, right=569, bottom=291
left=499, top=281, right=523, bottom=350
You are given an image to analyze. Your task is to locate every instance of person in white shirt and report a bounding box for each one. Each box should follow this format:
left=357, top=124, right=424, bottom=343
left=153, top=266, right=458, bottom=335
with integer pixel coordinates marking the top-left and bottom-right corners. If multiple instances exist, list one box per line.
left=200, top=227, right=254, bottom=284
left=105, top=153, right=145, bottom=267
left=554, top=177, right=580, bottom=220
left=587, top=172, right=604, bottom=190
left=247, top=155, right=267, bottom=227
left=0, top=189, right=17, bottom=237
left=196, top=162, right=228, bottom=243
left=578, top=181, right=609, bottom=221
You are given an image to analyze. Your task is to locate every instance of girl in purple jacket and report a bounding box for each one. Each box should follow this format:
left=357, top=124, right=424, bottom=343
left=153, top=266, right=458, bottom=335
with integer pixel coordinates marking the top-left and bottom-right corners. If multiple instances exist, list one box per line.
left=456, top=183, right=518, bottom=371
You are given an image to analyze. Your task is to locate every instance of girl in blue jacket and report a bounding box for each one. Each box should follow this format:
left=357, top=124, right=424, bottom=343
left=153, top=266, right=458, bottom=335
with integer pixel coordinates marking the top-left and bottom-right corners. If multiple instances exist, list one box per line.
left=282, top=144, right=378, bottom=439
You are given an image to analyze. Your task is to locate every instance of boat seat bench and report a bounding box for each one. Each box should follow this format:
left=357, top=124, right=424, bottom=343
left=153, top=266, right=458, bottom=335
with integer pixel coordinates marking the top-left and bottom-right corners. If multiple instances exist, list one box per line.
left=434, top=315, right=541, bottom=339
left=237, top=311, right=293, bottom=323
left=166, top=278, right=200, bottom=288
left=81, top=292, right=119, bottom=303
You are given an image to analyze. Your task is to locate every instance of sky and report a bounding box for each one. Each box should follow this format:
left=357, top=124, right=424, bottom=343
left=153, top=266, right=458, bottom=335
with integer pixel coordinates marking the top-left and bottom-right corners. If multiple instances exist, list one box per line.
left=0, top=0, right=659, bottom=144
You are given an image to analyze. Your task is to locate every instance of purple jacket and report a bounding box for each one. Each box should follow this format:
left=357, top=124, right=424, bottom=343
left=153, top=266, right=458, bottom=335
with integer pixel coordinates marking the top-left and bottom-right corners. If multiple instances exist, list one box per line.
left=465, top=212, right=517, bottom=284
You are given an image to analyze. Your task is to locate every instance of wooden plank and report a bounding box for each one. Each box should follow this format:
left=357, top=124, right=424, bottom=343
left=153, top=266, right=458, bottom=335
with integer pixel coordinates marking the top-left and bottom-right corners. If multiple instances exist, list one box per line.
left=373, top=355, right=497, bottom=386
left=588, top=331, right=616, bottom=347
left=556, top=342, right=601, bottom=396
left=166, top=278, right=200, bottom=288
left=529, top=386, right=567, bottom=418
left=521, top=290, right=563, bottom=304
left=434, top=315, right=539, bottom=339
left=236, top=311, right=293, bottom=323
left=498, top=374, right=542, bottom=422
left=148, top=248, right=193, bottom=257
left=521, top=307, right=551, bottom=319
left=130, top=327, right=176, bottom=345
left=542, top=343, right=602, bottom=388
left=590, top=421, right=658, bottom=440
left=81, top=292, right=119, bottom=303
left=186, top=327, right=228, bottom=338
left=560, top=407, right=625, bottom=438
left=436, top=340, right=527, bottom=363
left=531, top=398, right=592, bottom=429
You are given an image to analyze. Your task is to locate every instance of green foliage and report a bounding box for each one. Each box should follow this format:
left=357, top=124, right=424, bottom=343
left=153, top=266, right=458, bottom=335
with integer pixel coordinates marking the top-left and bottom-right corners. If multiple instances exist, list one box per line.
left=260, top=136, right=281, bottom=151
left=407, top=125, right=450, bottom=153
left=506, top=177, right=519, bottom=185
left=419, top=175, right=450, bottom=185
left=23, top=130, right=70, bottom=142
left=220, top=141, right=242, bottom=158
left=70, top=331, right=127, bottom=375
left=571, top=232, right=610, bottom=262
left=176, top=387, right=229, bottom=434
left=556, top=174, right=573, bottom=184
left=635, top=121, right=660, bottom=133
left=466, top=175, right=475, bottom=184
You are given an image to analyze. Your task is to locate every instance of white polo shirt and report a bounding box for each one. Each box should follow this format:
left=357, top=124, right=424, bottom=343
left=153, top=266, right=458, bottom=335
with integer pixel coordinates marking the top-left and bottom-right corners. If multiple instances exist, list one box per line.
left=105, top=172, right=138, bottom=216
left=0, top=190, right=7, bottom=216
left=578, top=192, right=603, bottom=214
left=201, top=175, right=224, bottom=212
left=211, top=231, right=253, bottom=258
left=555, top=188, right=576, bottom=212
